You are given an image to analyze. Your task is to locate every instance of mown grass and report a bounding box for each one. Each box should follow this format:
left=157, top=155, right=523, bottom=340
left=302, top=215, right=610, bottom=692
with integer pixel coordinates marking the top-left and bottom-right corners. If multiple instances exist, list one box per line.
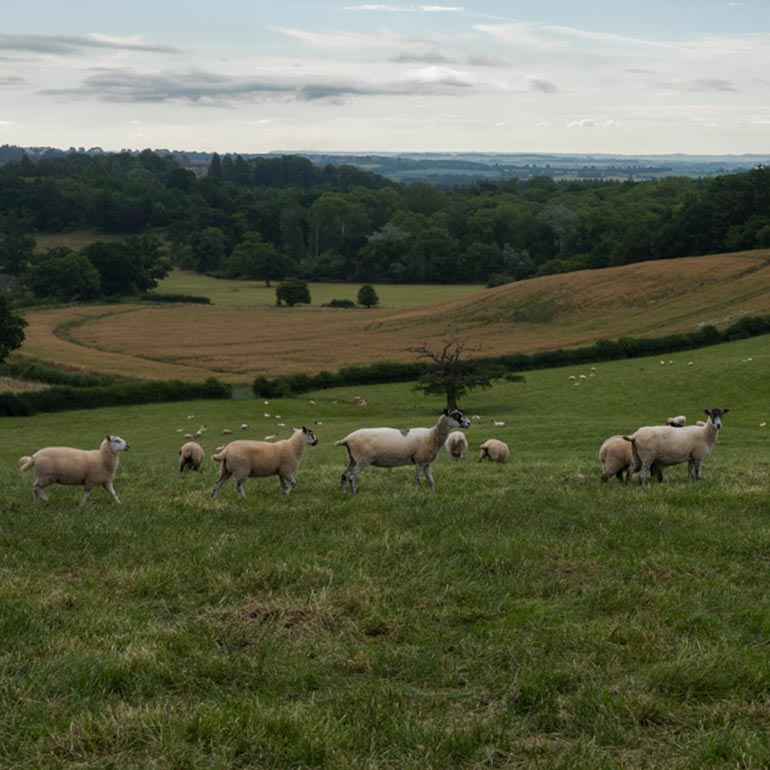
left=1, top=336, right=769, bottom=768
left=154, top=270, right=482, bottom=308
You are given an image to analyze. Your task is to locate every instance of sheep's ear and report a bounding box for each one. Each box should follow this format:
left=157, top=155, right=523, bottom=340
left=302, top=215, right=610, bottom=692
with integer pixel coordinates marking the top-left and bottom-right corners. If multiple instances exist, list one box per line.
left=703, top=409, right=710, bottom=417
left=106, top=434, right=111, bottom=440
left=722, top=408, right=730, bottom=415
left=443, top=408, right=449, bottom=415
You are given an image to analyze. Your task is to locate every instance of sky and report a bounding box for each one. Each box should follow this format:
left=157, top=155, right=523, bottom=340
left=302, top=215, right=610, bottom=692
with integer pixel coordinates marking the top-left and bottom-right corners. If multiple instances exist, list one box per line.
left=3, top=1, right=770, bottom=156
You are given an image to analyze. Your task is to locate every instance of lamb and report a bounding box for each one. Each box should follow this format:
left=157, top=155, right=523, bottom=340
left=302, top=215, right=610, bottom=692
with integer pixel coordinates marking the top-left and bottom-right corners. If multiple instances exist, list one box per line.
left=336, top=408, right=471, bottom=492
left=445, top=430, right=469, bottom=459
left=210, top=426, right=318, bottom=498
left=19, top=434, right=130, bottom=504
left=666, top=415, right=687, bottom=427
left=623, top=408, right=729, bottom=485
left=179, top=441, right=204, bottom=472
left=599, top=435, right=663, bottom=483
left=478, top=439, right=509, bottom=463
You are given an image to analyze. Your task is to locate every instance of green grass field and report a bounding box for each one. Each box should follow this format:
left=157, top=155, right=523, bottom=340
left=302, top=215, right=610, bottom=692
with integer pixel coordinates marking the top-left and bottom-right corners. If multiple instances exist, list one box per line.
left=153, top=270, right=482, bottom=308
left=1, top=336, right=769, bottom=768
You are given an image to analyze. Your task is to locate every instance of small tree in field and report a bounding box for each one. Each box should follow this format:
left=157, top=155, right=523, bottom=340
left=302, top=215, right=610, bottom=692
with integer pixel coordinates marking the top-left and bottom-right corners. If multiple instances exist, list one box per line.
left=357, top=284, right=379, bottom=308
left=0, top=295, right=27, bottom=362
left=408, top=334, right=523, bottom=411
left=275, top=277, right=311, bottom=307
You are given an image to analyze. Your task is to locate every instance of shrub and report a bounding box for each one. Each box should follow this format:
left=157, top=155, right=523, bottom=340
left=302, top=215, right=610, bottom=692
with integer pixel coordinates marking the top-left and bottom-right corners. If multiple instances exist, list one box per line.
left=141, top=293, right=211, bottom=304
left=357, top=284, right=379, bottom=308
left=326, top=299, right=356, bottom=308
left=276, top=278, right=311, bottom=307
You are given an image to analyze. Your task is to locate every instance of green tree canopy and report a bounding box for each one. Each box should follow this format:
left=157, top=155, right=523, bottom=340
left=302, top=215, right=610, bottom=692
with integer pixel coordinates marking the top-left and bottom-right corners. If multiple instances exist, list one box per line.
left=357, top=284, right=379, bottom=307
left=275, top=277, right=311, bottom=307
left=0, top=294, right=27, bottom=361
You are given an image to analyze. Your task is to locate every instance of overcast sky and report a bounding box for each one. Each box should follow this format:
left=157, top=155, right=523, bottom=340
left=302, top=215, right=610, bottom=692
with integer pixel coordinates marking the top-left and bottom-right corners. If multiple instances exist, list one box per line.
left=3, top=1, right=770, bottom=155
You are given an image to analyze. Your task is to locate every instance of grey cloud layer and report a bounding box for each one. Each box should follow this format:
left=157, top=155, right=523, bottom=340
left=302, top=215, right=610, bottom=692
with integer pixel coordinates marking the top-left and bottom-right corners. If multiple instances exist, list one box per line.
left=42, top=67, right=477, bottom=104
left=0, top=33, right=180, bottom=55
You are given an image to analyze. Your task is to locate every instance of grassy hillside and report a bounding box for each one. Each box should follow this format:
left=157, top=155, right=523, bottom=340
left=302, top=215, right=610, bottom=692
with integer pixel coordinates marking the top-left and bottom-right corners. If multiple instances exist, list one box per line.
left=14, top=251, right=770, bottom=383
left=1, top=336, right=769, bottom=767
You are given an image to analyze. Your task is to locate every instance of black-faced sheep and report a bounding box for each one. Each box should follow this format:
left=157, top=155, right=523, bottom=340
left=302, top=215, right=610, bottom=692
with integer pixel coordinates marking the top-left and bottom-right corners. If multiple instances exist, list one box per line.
left=478, top=438, right=509, bottom=463
left=623, top=408, right=729, bottom=485
left=210, top=427, right=318, bottom=498
left=336, top=408, right=471, bottom=492
left=19, top=434, right=130, bottom=504
left=179, top=441, right=204, bottom=472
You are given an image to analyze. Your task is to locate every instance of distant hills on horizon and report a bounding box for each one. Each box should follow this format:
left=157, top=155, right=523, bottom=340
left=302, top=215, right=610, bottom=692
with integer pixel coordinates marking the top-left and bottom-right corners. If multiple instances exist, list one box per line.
left=2, top=143, right=768, bottom=186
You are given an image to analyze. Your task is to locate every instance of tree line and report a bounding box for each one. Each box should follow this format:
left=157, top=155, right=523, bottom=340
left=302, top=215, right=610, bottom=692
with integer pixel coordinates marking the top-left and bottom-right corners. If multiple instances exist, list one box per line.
left=2, top=150, right=770, bottom=300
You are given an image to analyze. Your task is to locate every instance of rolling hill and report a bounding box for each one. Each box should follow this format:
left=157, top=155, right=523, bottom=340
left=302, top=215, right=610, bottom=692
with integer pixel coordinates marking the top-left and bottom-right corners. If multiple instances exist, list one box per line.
left=14, top=250, right=770, bottom=384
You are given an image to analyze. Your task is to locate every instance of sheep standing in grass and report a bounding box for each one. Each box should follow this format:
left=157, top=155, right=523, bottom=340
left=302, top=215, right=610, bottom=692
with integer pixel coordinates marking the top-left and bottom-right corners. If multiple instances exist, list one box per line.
left=445, top=430, right=469, bottom=460
left=336, top=408, right=471, bottom=492
left=179, top=441, right=204, bottom=472
left=19, top=435, right=130, bottom=504
left=478, top=439, right=509, bottom=463
left=623, top=408, right=729, bottom=485
left=599, top=435, right=663, bottom=483
left=210, top=427, right=318, bottom=498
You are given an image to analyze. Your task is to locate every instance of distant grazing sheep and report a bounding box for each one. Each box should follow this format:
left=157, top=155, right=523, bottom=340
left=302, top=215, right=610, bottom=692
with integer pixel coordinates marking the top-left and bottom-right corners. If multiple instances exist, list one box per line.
left=624, top=408, right=729, bottom=485
left=445, top=430, right=469, bottom=459
left=179, top=441, right=204, bottom=472
left=336, top=408, right=471, bottom=492
left=478, top=439, right=509, bottom=463
left=211, top=427, right=318, bottom=498
left=19, top=434, right=130, bottom=504
left=666, top=415, right=687, bottom=428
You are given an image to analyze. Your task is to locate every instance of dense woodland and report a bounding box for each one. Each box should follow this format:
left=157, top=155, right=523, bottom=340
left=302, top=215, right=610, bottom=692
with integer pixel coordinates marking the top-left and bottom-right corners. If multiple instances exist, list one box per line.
left=1, top=149, right=770, bottom=300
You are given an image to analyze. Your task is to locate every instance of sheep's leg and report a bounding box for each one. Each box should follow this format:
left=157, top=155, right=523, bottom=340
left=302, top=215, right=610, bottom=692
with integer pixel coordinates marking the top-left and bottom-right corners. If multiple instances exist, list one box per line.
left=235, top=479, right=246, bottom=498
left=103, top=481, right=121, bottom=503
left=346, top=464, right=366, bottom=494
left=81, top=488, right=91, bottom=505
left=638, top=464, right=649, bottom=486
left=414, top=465, right=422, bottom=489
left=33, top=483, right=49, bottom=504
left=689, top=460, right=702, bottom=482
left=211, top=467, right=232, bottom=498
left=423, top=465, right=435, bottom=492
left=280, top=475, right=297, bottom=495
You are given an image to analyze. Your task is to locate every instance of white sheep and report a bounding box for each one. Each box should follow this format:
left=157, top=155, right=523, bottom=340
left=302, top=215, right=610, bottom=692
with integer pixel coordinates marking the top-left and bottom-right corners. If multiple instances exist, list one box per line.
left=623, top=408, right=729, bottom=485
left=19, top=434, right=130, bottom=504
left=666, top=415, right=687, bottom=428
left=336, top=408, right=471, bottom=492
left=478, top=439, right=509, bottom=463
left=445, top=430, right=469, bottom=460
left=210, top=426, right=318, bottom=498
left=599, top=435, right=662, bottom=484
left=179, top=441, right=204, bottom=472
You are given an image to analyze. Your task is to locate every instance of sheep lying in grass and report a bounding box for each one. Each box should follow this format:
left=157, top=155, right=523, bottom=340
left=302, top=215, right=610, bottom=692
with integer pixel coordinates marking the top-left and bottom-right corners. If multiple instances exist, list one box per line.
left=210, top=427, right=318, bottom=498
left=478, top=439, right=509, bottom=463
left=445, top=430, right=469, bottom=459
left=623, top=408, right=729, bottom=485
left=19, top=434, right=130, bottom=504
left=336, top=408, right=471, bottom=492
left=179, top=441, right=204, bottom=472
left=666, top=415, right=687, bottom=427
left=599, top=435, right=662, bottom=484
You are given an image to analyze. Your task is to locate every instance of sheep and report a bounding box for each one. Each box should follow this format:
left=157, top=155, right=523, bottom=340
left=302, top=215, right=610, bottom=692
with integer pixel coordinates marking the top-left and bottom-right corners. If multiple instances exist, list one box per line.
left=445, top=430, right=469, bottom=460
left=210, top=427, right=318, bottom=498
left=179, top=441, right=204, bottom=472
left=478, top=439, right=509, bottom=463
left=599, top=435, right=663, bottom=483
left=336, top=408, right=471, bottom=493
left=666, top=415, right=687, bottom=428
left=19, top=434, right=130, bottom=504
left=623, top=408, right=729, bottom=485
left=222, top=428, right=233, bottom=436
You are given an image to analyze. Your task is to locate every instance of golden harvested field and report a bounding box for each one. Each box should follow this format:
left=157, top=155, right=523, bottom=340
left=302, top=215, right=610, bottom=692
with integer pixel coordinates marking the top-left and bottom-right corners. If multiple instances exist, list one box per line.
left=16, top=251, right=770, bottom=383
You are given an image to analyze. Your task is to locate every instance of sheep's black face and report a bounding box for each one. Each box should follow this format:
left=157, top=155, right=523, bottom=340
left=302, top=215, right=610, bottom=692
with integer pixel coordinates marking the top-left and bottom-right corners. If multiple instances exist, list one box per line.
left=447, top=408, right=471, bottom=429
left=302, top=427, right=319, bottom=445
left=705, top=408, right=729, bottom=430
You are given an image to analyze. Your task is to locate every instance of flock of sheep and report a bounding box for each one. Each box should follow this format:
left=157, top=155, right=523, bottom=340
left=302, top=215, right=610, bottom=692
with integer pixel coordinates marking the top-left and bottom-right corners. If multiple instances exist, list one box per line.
left=17, top=408, right=512, bottom=503
left=17, top=404, right=728, bottom=503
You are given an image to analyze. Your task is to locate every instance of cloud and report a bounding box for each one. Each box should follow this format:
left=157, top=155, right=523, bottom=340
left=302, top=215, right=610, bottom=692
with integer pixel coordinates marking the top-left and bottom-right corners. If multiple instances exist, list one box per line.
left=566, top=118, right=621, bottom=128
left=0, top=33, right=180, bottom=55
left=41, top=66, right=480, bottom=106
left=340, top=3, right=463, bottom=10
left=390, top=50, right=453, bottom=64
left=527, top=76, right=557, bottom=93
left=272, top=26, right=406, bottom=50
left=473, top=22, right=564, bottom=50
left=466, top=54, right=506, bottom=67
left=0, top=75, right=26, bottom=87
left=661, top=78, right=738, bottom=92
